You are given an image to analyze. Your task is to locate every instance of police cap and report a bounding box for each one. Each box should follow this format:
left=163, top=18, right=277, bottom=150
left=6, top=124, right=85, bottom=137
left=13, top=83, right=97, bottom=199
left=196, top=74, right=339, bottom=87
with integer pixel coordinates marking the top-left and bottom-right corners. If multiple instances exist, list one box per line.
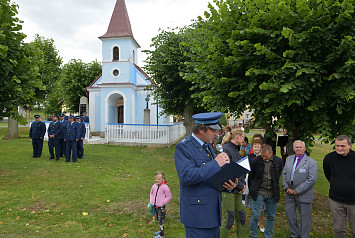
left=34, top=115, right=41, bottom=118
left=192, top=112, right=223, bottom=130
left=75, top=116, right=81, bottom=119
left=52, top=114, right=59, bottom=118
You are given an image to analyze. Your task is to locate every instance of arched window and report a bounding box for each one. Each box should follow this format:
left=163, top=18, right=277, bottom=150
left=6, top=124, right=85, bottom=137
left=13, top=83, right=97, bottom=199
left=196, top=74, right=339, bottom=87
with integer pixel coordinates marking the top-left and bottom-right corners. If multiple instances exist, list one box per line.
left=113, top=46, right=119, bottom=61
left=132, top=50, right=135, bottom=63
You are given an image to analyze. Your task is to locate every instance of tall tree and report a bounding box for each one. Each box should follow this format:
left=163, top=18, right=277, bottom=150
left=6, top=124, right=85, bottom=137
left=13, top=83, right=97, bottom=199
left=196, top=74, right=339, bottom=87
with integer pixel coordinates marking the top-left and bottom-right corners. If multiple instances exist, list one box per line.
left=32, top=34, right=63, bottom=107
left=0, top=0, right=44, bottom=138
left=143, top=28, right=204, bottom=133
left=184, top=0, right=355, bottom=146
left=61, top=59, right=101, bottom=112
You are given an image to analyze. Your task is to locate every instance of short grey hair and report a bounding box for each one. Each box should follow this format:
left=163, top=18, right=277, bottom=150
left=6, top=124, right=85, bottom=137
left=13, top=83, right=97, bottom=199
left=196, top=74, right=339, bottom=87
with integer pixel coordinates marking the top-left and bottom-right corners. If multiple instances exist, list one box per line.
left=335, top=135, right=352, bottom=145
left=293, top=140, right=305, bottom=147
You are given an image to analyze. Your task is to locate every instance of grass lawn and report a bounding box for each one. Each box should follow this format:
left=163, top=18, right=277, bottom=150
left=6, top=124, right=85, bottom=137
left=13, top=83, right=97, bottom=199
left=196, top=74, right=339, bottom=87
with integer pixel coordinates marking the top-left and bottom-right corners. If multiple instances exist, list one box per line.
left=0, top=127, right=351, bottom=237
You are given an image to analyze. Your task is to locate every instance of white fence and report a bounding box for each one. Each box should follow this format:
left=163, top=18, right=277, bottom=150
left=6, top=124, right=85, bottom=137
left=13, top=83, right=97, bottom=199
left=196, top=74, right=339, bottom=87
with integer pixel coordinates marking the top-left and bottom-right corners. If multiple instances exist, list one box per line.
left=105, top=123, right=186, bottom=145
left=29, top=121, right=90, bottom=141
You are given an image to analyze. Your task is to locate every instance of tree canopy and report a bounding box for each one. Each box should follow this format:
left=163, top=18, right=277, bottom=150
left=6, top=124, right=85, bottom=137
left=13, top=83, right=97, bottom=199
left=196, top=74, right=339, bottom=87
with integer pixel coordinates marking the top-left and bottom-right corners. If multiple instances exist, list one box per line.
left=143, top=28, right=205, bottom=132
left=182, top=0, right=355, bottom=145
left=0, top=0, right=44, bottom=121
left=60, top=59, right=101, bottom=112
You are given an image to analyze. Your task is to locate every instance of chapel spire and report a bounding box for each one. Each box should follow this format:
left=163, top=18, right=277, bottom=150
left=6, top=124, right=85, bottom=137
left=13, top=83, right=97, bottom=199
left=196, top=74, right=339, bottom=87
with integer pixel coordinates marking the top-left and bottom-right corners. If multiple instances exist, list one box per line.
left=99, top=0, right=133, bottom=38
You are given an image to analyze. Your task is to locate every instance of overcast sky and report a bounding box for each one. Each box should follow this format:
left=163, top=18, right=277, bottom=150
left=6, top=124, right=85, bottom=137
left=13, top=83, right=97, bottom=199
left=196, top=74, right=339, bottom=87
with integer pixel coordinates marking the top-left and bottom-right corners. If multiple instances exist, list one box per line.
left=13, top=0, right=212, bottom=66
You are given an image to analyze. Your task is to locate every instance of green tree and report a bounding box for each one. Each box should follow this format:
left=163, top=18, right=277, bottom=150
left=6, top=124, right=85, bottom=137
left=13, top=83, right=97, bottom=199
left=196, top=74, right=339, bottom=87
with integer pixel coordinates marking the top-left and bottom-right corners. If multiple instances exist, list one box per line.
left=185, top=0, right=355, bottom=146
left=32, top=34, right=63, bottom=107
left=0, top=0, right=44, bottom=138
left=143, top=28, right=205, bottom=133
left=61, top=59, right=101, bottom=112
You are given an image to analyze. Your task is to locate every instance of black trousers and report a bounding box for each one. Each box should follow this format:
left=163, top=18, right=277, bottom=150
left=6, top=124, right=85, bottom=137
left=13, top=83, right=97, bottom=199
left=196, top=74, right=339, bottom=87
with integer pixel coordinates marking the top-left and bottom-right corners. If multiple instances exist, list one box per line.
left=77, top=140, right=84, bottom=158
left=60, top=139, right=66, bottom=157
left=32, top=139, right=43, bottom=157
left=48, top=139, right=61, bottom=159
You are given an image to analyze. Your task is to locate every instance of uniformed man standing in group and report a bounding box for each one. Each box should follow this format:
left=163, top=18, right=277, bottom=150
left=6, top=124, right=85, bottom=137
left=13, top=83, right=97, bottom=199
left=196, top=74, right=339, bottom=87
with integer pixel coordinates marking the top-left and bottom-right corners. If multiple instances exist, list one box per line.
left=75, top=116, right=86, bottom=159
left=59, top=113, right=69, bottom=158
left=174, top=112, right=238, bottom=237
left=47, top=114, right=63, bottom=161
left=81, top=112, right=89, bottom=123
left=63, top=112, right=69, bottom=121
left=64, top=115, right=80, bottom=163
left=29, top=115, right=46, bottom=158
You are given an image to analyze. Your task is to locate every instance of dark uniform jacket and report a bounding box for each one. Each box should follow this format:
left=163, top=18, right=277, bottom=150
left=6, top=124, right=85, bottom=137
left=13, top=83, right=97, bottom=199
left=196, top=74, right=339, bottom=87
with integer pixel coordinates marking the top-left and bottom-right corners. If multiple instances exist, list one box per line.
left=81, top=116, right=89, bottom=123
left=29, top=121, right=46, bottom=139
left=174, top=135, right=222, bottom=228
left=248, top=154, right=283, bottom=202
left=65, top=122, right=80, bottom=141
left=59, top=119, right=69, bottom=138
left=222, top=141, right=246, bottom=192
left=76, top=122, right=86, bottom=139
left=48, top=121, right=63, bottom=140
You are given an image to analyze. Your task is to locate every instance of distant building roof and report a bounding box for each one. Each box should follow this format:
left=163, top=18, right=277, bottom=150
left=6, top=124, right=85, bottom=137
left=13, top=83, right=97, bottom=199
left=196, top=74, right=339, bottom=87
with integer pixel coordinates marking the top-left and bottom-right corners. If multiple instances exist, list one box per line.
left=99, top=0, right=133, bottom=39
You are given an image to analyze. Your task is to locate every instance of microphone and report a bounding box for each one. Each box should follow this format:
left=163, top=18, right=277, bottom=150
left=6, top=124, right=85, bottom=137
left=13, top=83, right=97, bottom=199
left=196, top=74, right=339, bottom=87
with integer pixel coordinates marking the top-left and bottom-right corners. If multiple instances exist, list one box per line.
left=216, top=144, right=223, bottom=154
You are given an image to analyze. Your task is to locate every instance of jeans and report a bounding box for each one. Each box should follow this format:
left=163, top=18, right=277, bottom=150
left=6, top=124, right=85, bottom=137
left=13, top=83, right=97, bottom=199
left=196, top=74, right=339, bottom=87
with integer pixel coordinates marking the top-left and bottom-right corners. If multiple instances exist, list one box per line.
left=249, top=194, right=277, bottom=238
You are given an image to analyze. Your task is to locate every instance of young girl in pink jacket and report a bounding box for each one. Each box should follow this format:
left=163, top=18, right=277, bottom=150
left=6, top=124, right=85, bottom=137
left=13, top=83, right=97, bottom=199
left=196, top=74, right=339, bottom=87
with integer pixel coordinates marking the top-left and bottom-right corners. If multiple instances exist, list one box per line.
left=150, top=171, right=172, bottom=238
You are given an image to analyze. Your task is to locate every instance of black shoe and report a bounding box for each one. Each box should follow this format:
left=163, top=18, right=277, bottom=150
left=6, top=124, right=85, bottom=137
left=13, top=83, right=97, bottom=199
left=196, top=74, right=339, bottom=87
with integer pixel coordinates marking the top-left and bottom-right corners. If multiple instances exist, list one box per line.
left=55, top=158, right=59, bottom=161
left=32, top=156, right=36, bottom=158
left=48, top=157, right=54, bottom=160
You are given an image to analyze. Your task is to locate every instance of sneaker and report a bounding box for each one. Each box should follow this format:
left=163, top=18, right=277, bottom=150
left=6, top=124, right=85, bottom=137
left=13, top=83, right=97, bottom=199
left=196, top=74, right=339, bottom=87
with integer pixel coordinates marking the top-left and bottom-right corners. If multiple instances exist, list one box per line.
left=154, top=231, right=160, bottom=236
left=258, top=225, right=265, bottom=232
left=153, top=235, right=164, bottom=238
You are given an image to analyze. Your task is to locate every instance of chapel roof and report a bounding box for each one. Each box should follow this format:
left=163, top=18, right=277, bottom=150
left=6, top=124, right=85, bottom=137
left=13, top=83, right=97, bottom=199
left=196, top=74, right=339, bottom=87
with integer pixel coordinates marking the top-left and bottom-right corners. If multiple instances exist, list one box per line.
left=99, top=0, right=133, bottom=39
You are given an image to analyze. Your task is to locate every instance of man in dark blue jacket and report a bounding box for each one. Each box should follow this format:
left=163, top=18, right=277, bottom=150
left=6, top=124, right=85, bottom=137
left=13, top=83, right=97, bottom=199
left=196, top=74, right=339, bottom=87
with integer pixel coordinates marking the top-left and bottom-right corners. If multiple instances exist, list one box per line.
left=64, top=115, right=80, bottom=162
left=81, top=112, right=89, bottom=123
left=174, top=112, right=238, bottom=238
left=59, top=113, right=69, bottom=158
left=47, top=114, right=63, bottom=160
left=29, top=115, right=46, bottom=158
left=75, top=116, right=86, bottom=159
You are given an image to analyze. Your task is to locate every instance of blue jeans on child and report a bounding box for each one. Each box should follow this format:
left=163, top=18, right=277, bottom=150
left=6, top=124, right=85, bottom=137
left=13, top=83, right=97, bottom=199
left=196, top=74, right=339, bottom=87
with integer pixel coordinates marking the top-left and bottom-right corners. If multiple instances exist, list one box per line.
left=249, top=194, right=277, bottom=238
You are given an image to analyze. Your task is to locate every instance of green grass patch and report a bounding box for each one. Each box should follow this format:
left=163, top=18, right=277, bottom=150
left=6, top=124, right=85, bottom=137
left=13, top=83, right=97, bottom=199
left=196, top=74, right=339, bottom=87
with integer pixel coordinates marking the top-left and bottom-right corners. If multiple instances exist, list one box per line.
left=0, top=128, right=349, bottom=237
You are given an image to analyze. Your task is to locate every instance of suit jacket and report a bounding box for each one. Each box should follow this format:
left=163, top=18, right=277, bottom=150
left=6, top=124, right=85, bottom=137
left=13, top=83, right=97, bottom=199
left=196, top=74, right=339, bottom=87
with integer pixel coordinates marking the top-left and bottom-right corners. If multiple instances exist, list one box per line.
left=64, top=122, right=80, bottom=141
left=174, top=134, right=222, bottom=228
left=282, top=154, right=317, bottom=203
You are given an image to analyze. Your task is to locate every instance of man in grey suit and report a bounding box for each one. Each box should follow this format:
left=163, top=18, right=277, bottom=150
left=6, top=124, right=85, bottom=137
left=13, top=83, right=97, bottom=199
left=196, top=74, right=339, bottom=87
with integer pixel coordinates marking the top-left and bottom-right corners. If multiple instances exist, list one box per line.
left=282, top=140, right=317, bottom=238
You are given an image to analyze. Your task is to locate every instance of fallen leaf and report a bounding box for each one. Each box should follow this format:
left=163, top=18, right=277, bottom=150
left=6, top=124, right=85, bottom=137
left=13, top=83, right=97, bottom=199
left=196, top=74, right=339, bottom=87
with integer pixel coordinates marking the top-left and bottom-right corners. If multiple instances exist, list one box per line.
left=16, top=216, right=20, bottom=220
left=31, top=211, right=35, bottom=214
left=107, top=200, right=110, bottom=203
left=82, top=212, right=88, bottom=216
left=0, top=221, right=3, bottom=224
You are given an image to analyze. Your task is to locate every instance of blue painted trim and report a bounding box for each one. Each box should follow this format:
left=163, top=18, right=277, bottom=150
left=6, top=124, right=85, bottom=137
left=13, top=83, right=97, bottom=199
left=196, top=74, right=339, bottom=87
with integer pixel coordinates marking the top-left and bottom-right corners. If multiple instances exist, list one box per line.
left=108, top=123, right=183, bottom=127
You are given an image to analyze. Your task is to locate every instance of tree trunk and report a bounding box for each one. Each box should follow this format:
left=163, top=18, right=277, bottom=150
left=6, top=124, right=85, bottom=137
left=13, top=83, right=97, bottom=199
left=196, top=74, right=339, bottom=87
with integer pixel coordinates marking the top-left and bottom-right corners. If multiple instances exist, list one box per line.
left=5, top=116, right=19, bottom=139
left=183, top=105, right=194, bottom=135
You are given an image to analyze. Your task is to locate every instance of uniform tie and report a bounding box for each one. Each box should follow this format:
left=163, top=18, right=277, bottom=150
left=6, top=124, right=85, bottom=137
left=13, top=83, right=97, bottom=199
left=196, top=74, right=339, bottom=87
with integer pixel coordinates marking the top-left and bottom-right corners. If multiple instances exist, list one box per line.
left=202, top=143, right=214, bottom=160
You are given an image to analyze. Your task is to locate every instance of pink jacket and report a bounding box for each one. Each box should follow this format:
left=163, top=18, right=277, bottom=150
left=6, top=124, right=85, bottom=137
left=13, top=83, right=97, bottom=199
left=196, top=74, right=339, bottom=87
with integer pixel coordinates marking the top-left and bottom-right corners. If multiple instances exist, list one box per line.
left=150, top=183, right=172, bottom=208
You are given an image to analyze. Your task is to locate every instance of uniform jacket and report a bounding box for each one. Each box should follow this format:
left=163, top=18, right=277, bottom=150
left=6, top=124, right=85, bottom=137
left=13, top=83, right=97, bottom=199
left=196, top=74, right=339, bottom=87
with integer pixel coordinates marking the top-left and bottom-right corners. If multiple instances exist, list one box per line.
left=64, top=122, right=80, bottom=141
left=59, top=119, right=69, bottom=138
left=29, top=121, right=46, bottom=139
left=174, top=134, right=222, bottom=228
left=248, top=155, right=283, bottom=202
left=48, top=121, right=63, bottom=140
left=76, top=122, right=86, bottom=139
left=81, top=116, right=89, bottom=123
left=150, top=182, right=172, bottom=208
left=282, top=154, right=317, bottom=203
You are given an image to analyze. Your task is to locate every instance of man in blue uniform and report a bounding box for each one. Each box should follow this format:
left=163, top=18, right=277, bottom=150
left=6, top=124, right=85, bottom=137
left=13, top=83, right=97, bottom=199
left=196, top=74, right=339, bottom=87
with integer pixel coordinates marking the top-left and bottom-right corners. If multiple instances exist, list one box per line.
left=75, top=116, right=86, bottom=159
left=47, top=114, right=63, bottom=161
left=174, top=112, right=238, bottom=238
left=81, top=112, right=89, bottom=123
left=64, top=115, right=80, bottom=163
left=63, top=112, right=69, bottom=121
left=59, top=113, right=69, bottom=158
left=29, top=115, right=46, bottom=158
